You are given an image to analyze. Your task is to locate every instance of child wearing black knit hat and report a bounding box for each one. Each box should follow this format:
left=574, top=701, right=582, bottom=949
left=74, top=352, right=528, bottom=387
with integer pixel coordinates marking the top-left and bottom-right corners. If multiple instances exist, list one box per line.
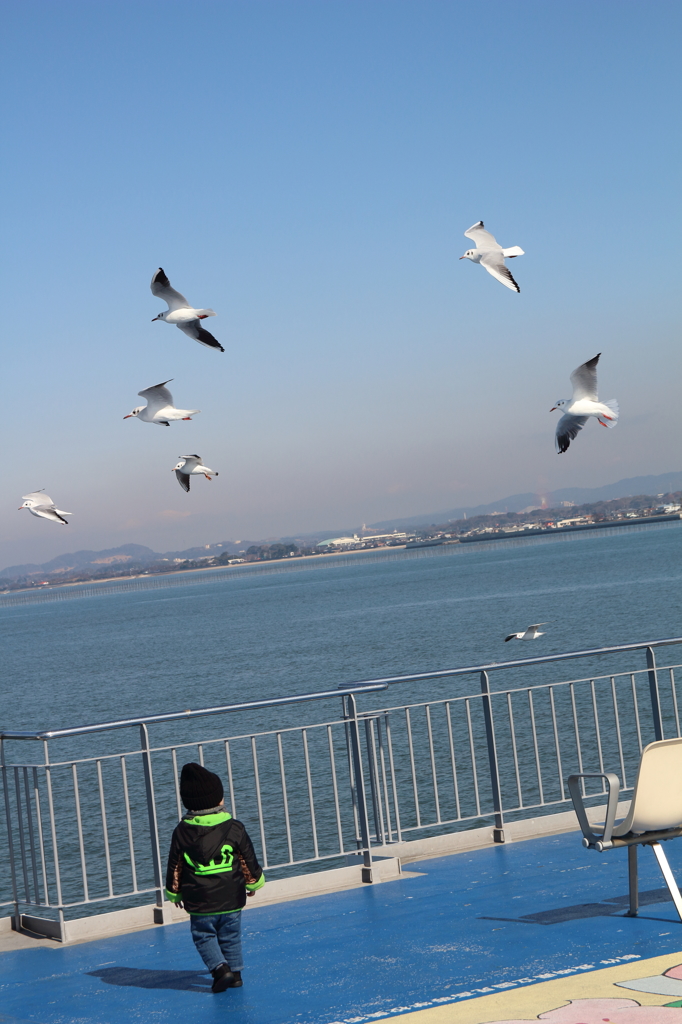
left=165, top=762, right=265, bottom=993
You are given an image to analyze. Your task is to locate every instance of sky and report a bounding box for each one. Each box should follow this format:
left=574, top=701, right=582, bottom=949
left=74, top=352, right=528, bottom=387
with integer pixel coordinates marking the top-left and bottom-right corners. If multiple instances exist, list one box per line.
left=1, top=0, right=681, bottom=568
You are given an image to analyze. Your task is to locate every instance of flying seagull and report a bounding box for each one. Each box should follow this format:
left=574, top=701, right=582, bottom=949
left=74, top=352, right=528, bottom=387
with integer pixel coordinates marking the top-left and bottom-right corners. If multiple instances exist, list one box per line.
left=124, top=380, right=200, bottom=426
left=173, top=455, right=219, bottom=492
left=150, top=268, right=224, bottom=352
left=504, top=623, right=547, bottom=642
left=459, top=221, right=524, bottom=292
left=551, top=353, right=619, bottom=454
left=18, top=490, right=72, bottom=525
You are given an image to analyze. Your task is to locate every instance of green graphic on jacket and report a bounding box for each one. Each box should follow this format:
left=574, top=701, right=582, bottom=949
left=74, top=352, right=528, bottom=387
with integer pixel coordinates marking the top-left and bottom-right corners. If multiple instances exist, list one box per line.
left=184, top=843, right=234, bottom=875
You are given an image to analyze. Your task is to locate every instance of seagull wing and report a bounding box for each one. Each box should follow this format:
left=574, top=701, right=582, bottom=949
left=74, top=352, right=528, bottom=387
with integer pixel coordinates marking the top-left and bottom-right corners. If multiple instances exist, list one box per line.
left=464, top=221, right=501, bottom=251
left=525, top=624, right=546, bottom=637
left=150, top=268, right=190, bottom=311
left=480, top=251, right=520, bottom=292
left=177, top=319, right=225, bottom=352
left=22, top=490, right=51, bottom=506
left=555, top=414, right=588, bottom=453
left=570, top=353, right=600, bottom=401
left=504, top=633, right=519, bottom=642
left=175, top=470, right=191, bottom=492
left=138, top=380, right=174, bottom=409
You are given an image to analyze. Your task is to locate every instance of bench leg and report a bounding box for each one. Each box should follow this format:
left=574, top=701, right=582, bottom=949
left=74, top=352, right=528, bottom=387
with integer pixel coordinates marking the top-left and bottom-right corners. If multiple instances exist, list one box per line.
left=626, top=845, right=638, bottom=916
left=650, top=842, right=682, bottom=922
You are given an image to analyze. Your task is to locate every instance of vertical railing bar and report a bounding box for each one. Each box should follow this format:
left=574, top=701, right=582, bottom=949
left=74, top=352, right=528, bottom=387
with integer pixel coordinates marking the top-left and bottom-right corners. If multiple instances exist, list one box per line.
left=43, top=740, right=65, bottom=939
left=345, top=694, right=373, bottom=877
left=96, top=760, right=114, bottom=898
left=548, top=687, right=565, bottom=802
left=22, top=767, right=40, bottom=904
left=384, top=713, right=402, bottom=842
left=251, top=736, right=268, bottom=867
left=611, top=676, right=627, bottom=788
left=480, top=672, right=505, bottom=841
left=32, top=767, right=49, bottom=906
left=445, top=702, right=461, bottom=820
left=631, top=674, right=643, bottom=754
left=120, top=756, right=138, bottom=893
left=139, top=725, right=164, bottom=914
left=425, top=705, right=441, bottom=824
left=405, top=708, right=421, bottom=827
left=1, top=741, right=21, bottom=932
left=301, top=730, right=319, bottom=860
left=276, top=733, right=294, bottom=864
left=71, top=764, right=90, bottom=902
left=527, top=691, right=544, bottom=805
left=376, top=717, right=393, bottom=843
left=570, top=682, right=586, bottom=797
left=646, top=646, right=664, bottom=741
left=465, top=699, right=481, bottom=817
left=326, top=725, right=345, bottom=854
left=343, top=710, right=361, bottom=844
left=13, top=769, right=30, bottom=902
left=364, top=719, right=385, bottom=845
left=197, top=744, right=204, bottom=767
left=507, top=693, right=523, bottom=808
left=670, top=668, right=681, bottom=737
left=591, top=680, right=605, bottom=790
left=171, top=749, right=182, bottom=820
left=224, top=741, right=237, bottom=819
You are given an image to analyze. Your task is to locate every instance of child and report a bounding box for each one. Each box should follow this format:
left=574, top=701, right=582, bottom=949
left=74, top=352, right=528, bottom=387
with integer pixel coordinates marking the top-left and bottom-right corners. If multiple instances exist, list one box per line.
left=165, top=762, right=265, bottom=993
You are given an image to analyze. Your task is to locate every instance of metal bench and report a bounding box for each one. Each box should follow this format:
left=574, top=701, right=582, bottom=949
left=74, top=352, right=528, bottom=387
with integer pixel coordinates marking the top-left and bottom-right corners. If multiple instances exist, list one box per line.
left=568, top=737, right=682, bottom=919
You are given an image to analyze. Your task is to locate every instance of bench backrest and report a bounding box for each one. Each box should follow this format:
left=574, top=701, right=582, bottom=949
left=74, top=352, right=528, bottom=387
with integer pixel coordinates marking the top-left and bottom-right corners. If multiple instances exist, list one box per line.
left=624, top=737, right=682, bottom=834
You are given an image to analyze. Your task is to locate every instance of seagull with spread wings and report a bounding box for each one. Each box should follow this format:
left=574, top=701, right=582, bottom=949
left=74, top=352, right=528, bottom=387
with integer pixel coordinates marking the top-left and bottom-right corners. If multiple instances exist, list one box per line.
left=150, top=268, right=224, bottom=352
left=172, top=455, right=219, bottom=493
left=459, top=221, right=524, bottom=292
left=124, top=380, right=200, bottom=426
left=18, top=490, right=72, bottom=525
left=504, top=623, right=547, bottom=642
left=551, top=353, right=619, bottom=454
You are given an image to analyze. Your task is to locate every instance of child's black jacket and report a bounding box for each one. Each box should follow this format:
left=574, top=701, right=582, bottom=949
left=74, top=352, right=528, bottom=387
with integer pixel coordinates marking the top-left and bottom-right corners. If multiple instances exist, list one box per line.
left=165, top=810, right=264, bottom=914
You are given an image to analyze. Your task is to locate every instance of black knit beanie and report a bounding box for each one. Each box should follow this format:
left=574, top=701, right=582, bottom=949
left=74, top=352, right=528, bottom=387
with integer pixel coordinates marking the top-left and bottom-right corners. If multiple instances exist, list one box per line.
left=180, top=762, right=224, bottom=810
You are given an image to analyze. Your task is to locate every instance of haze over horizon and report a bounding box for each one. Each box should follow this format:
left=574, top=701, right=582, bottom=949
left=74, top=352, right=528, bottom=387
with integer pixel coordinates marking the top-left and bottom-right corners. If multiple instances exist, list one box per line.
left=2, top=1, right=680, bottom=570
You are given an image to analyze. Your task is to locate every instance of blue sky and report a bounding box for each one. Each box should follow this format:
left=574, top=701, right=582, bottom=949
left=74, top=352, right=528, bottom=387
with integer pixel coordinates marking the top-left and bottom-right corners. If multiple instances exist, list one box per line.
left=2, top=1, right=680, bottom=567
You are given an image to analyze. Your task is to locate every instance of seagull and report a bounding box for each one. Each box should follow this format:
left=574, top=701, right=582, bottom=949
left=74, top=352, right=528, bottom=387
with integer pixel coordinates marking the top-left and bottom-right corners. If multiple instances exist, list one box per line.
left=150, top=268, right=224, bottom=352
left=18, top=490, right=72, bottom=525
left=124, top=380, right=200, bottom=426
left=459, top=221, right=524, bottom=292
left=504, top=623, right=547, bottom=642
left=551, top=353, right=619, bottom=454
left=173, top=455, right=219, bottom=493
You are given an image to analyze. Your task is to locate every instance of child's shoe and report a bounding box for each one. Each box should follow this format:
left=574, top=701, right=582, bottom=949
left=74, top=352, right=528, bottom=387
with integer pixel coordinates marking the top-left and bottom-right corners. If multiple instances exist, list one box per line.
left=227, top=971, right=243, bottom=988
left=211, top=963, right=235, bottom=993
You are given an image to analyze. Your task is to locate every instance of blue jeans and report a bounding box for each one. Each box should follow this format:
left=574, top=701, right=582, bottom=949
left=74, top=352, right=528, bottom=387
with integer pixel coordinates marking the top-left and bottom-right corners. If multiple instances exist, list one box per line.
left=190, top=912, right=244, bottom=973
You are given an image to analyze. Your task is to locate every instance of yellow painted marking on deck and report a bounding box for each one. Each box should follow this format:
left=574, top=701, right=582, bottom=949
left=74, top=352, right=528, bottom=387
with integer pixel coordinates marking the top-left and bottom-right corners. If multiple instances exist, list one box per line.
left=380, top=950, right=682, bottom=1022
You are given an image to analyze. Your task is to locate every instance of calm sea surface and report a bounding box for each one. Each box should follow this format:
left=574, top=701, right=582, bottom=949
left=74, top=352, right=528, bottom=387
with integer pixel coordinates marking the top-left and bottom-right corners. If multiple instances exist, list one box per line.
left=2, top=521, right=681, bottom=735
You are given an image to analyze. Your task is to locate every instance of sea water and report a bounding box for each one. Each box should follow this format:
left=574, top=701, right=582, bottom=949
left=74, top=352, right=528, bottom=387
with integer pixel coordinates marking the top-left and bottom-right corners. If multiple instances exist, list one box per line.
left=1, top=521, right=681, bottom=735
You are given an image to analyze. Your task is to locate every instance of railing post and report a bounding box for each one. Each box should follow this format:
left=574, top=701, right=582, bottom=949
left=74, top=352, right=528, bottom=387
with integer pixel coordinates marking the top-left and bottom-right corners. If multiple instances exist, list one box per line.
left=647, top=647, right=664, bottom=741
left=140, top=724, right=165, bottom=920
left=480, top=671, right=505, bottom=843
left=1, top=739, right=20, bottom=933
left=345, top=695, right=374, bottom=881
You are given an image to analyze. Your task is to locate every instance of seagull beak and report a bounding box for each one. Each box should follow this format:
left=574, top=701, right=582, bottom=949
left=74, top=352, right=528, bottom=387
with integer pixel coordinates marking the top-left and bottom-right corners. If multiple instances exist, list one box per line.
left=550, top=407, right=557, bottom=412
left=459, top=255, right=466, bottom=260
left=152, top=316, right=160, bottom=321
left=123, top=414, right=132, bottom=419
left=18, top=506, right=24, bottom=510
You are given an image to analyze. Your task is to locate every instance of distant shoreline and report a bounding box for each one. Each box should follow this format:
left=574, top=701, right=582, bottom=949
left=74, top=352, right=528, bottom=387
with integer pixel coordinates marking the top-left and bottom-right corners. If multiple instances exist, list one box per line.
left=458, top=512, right=682, bottom=544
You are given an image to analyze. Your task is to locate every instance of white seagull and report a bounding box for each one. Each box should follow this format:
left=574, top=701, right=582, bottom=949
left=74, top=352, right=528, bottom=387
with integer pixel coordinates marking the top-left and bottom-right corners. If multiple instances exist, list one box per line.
left=173, top=455, right=219, bottom=493
left=19, top=490, right=72, bottom=525
left=504, top=623, right=547, bottom=642
left=459, top=221, right=524, bottom=292
left=150, top=268, right=224, bottom=352
left=551, top=353, right=619, bottom=454
left=124, top=380, right=200, bottom=426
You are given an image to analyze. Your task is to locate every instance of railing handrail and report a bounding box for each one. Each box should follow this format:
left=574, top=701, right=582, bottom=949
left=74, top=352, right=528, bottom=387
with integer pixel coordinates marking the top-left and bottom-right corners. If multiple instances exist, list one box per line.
left=337, top=637, right=682, bottom=689
left=0, top=683, right=388, bottom=741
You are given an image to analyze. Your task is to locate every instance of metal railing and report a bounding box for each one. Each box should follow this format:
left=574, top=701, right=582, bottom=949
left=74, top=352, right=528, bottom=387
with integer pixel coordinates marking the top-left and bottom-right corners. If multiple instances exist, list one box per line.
left=2, top=637, right=681, bottom=941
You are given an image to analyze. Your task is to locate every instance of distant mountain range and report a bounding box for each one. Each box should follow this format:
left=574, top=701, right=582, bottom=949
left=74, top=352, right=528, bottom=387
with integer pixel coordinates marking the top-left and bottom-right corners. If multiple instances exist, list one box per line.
left=4, top=470, right=681, bottom=580
left=365, top=471, right=682, bottom=531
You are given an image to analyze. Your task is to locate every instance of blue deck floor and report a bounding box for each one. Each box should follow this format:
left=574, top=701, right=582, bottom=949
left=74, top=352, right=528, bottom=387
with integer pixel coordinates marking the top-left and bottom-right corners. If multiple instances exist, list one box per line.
left=3, top=830, right=682, bottom=1024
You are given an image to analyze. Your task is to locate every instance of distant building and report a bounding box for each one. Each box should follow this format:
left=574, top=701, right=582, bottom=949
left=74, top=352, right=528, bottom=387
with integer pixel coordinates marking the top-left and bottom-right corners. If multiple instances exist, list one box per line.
left=316, top=536, right=360, bottom=548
